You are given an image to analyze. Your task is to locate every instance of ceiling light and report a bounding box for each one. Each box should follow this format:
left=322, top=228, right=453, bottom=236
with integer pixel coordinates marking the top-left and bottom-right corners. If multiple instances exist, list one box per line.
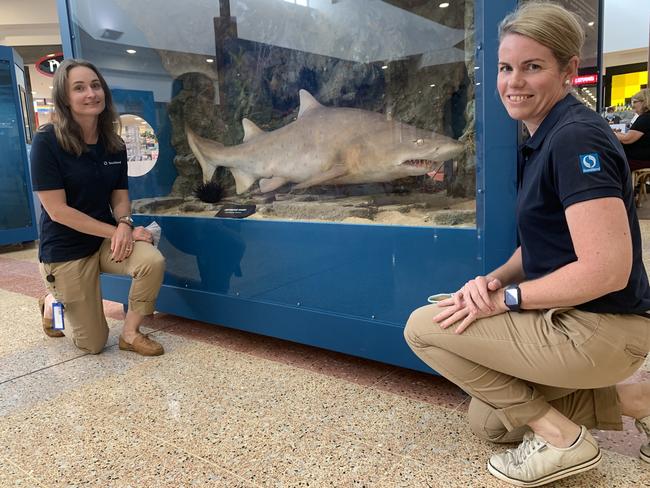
left=206, top=58, right=214, bottom=63
left=587, top=21, right=595, bottom=27
left=48, top=86, right=53, bottom=89
left=381, top=65, right=388, bottom=70
left=430, top=84, right=436, bottom=87
left=126, top=49, right=136, bottom=54
left=439, top=2, right=450, bottom=7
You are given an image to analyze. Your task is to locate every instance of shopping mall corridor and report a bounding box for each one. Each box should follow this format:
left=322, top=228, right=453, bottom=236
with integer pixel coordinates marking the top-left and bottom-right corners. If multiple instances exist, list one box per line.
left=1, top=221, right=650, bottom=487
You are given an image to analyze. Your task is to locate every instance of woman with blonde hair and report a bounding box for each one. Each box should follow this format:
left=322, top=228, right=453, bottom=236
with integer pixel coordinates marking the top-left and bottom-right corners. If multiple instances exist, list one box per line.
left=31, top=59, right=165, bottom=356
left=616, top=88, right=650, bottom=170
left=405, top=3, right=650, bottom=486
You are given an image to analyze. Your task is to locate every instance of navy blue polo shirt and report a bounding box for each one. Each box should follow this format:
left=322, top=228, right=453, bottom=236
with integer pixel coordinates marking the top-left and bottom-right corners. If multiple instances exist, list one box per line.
left=517, top=95, right=650, bottom=314
left=30, top=125, right=128, bottom=263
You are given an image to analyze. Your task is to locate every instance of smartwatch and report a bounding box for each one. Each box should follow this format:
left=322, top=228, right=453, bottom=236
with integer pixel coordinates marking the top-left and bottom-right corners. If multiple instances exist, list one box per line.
left=504, top=284, right=521, bottom=312
left=117, top=215, right=134, bottom=229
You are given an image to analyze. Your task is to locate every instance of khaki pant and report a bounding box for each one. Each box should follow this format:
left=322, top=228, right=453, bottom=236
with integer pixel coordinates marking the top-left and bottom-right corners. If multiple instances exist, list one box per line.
left=404, top=304, right=650, bottom=443
left=39, top=239, right=165, bottom=354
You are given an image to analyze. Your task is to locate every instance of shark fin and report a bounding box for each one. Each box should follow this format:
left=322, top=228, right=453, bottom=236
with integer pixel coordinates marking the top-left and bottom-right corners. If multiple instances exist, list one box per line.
left=186, top=126, right=223, bottom=183
left=242, top=118, right=264, bottom=142
left=293, top=164, right=348, bottom=189
left=297, top=90, right=322, bottom=119
left=259, top=176, right=289, bottom=193
left=230, top=168, right=257, bottom=194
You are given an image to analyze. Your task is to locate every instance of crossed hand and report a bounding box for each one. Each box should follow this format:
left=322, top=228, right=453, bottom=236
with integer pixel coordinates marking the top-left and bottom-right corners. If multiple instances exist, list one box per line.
left=433, top=275, right=508, bottom=334
left=111, top=226, right=154, bottom=262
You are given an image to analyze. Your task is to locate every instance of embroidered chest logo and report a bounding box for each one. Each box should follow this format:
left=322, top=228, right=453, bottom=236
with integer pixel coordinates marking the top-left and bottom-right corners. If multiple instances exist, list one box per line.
left=579, top=153, right=601, bottom=173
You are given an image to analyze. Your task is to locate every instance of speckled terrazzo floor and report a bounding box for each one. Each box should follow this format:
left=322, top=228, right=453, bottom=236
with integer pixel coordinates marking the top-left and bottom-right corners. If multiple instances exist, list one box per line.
left=1, top=233, right=650, bottom=487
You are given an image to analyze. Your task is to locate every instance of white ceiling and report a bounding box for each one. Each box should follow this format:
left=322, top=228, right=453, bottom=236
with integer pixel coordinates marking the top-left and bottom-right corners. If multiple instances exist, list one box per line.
left=1, top=0, right=648, bottom=102
left=2, top=0, right=648, bottom=53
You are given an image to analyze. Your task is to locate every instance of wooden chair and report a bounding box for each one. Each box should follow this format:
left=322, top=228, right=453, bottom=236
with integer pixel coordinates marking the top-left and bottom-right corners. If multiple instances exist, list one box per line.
left=632, top=169, right=650, bottom=207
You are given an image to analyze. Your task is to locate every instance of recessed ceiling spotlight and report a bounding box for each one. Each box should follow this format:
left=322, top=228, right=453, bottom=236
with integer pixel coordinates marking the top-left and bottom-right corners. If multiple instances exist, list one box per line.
left=381, top=65, right=388, bottom=70
left=587, top=21, right=595, bottom=26
left=430, top=84, right=436, bottom=87
left=126, top=49, right=136, bottom=54
left=439, top=2, right=450, bottom=8
left=206, top=58, right=214, bottom=63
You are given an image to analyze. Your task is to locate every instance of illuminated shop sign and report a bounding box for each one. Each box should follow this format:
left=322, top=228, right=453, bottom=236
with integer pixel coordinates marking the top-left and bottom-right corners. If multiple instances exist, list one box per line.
left=572, top=74, right=598, bottom=86
left=35, top=53, right=64, bottom=77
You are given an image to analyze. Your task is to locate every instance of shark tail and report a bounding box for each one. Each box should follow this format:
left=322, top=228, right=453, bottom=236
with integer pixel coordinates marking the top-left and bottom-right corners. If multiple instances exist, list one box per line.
left=186, top=126, right=224, bottom=183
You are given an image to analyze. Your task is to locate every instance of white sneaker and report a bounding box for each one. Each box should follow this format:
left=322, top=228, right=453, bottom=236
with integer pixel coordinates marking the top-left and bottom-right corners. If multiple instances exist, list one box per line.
left=635, top=416, right=650, bottom=463
left=487, top=425, right=602, bottom=487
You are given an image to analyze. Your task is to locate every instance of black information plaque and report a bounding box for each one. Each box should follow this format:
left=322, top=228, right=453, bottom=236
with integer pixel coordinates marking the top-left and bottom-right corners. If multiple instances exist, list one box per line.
left=215, top=204, right=257, bottom=218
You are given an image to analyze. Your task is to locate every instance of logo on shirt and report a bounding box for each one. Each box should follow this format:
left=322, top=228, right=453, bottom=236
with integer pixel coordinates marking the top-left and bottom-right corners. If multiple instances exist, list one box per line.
left=104, top=161, right=122, bottom=166
left=579, top=153, right=601, bottom=173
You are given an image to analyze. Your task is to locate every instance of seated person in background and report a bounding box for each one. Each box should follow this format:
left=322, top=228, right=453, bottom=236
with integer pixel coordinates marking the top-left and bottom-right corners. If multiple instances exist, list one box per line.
left=616, top=89, right=650, bottom=171
left=604, top=106, right=621, bottom=124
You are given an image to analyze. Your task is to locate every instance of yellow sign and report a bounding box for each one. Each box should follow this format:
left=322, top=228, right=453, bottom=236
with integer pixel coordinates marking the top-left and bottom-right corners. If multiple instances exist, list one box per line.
left=611, top=71, right=648, bottom=106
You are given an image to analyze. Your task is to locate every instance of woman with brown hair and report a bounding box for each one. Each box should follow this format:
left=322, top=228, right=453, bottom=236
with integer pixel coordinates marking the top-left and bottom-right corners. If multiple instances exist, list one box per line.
left=31, top=59, right=165, bottom=356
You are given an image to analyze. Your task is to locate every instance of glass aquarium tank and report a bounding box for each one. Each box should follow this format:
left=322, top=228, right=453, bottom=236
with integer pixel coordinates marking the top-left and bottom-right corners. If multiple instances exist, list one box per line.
left=67, top=0, right=477, bottom=228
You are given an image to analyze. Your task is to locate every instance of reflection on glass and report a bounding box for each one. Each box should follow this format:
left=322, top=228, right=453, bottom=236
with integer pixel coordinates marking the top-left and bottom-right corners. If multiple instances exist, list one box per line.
left=119, top=114, right=159, bottom=177
left=69, top=0, right=476, bottom=227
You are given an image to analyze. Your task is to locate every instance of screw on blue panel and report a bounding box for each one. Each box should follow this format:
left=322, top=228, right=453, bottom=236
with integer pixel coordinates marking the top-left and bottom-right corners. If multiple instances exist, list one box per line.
left=297, top=302, right=301, bottom=306
left=371, top=315, right=376, bottom=319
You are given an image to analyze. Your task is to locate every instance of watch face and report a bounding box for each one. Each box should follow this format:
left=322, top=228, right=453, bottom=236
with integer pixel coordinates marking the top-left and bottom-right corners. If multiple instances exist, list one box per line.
left=504, top=287, right=519, bottom=306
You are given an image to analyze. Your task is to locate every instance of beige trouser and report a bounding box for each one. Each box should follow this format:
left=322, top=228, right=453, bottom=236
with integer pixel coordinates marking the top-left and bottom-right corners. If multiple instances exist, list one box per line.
left=39, top=239, right=165, bottom=354
left=404, top=304, right=650, bottom=443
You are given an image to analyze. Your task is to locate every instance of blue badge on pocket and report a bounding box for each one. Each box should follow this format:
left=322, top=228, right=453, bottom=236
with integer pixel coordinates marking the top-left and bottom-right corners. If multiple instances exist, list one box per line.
left=579, top=153, right=601, bottom=173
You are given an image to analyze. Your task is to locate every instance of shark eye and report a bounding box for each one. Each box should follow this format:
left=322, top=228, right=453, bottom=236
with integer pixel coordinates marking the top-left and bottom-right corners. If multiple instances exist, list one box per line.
left=414, top=138, right=424, bottom=146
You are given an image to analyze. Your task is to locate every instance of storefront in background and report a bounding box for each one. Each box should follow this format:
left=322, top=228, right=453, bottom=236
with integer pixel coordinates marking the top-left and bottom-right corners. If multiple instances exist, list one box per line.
left=604, top=61, right=648, bottom=108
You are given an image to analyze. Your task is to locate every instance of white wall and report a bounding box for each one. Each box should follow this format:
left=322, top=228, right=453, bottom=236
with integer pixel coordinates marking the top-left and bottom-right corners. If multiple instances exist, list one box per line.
left=603, top=0, right=650, bottom=53
left=0, top=0, right=61, bottom=45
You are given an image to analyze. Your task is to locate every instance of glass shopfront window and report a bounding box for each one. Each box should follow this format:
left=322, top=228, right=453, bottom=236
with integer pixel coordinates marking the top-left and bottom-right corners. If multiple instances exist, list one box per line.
left=67, top=0, right=476, bottom=228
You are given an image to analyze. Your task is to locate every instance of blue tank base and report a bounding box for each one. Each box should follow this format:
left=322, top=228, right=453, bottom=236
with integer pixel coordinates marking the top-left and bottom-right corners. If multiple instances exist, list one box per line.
left=100, top=273, right=437, bottom=374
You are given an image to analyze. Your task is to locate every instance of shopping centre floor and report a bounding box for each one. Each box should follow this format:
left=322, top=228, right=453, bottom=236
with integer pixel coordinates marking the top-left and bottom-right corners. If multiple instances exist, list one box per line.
left=3, top=220, right=650, bottom=487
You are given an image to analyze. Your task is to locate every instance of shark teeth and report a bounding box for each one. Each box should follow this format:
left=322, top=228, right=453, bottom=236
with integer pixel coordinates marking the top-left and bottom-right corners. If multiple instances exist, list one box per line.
left=402, top=159, right=435, bottom=168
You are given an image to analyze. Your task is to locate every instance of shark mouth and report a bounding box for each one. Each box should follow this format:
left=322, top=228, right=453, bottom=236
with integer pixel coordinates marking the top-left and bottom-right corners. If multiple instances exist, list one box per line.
left=401, top=159, right=436, bottom=170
